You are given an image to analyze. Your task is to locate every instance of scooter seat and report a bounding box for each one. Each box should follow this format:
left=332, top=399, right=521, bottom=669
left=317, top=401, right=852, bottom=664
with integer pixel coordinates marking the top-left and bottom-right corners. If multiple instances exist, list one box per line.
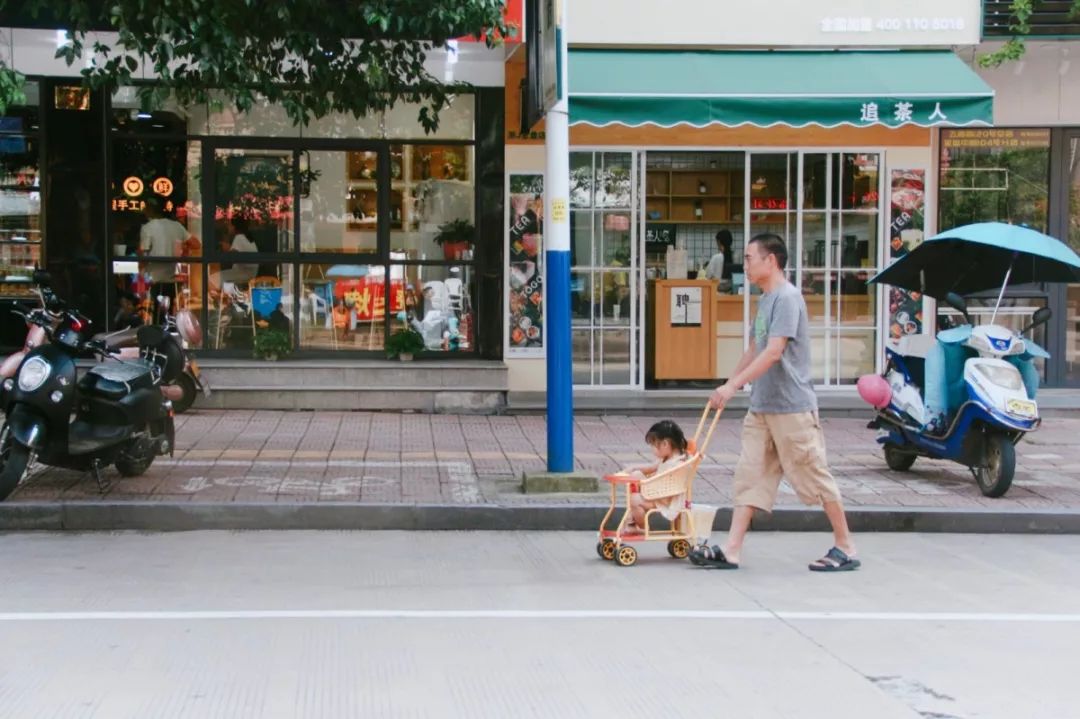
left=79, top=361, right=156, bottom=400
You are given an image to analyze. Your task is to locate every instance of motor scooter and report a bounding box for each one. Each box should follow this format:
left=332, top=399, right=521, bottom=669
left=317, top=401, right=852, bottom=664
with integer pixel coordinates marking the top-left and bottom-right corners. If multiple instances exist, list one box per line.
left=863, top=222, right=1080, bottom=497
left=0, top=279, right=177, bottom=501
left=867, top=293, right=1051, bottom=497
left=0, top=273, right=68, bottom=403
left=93, top=297, right=209, bottom=414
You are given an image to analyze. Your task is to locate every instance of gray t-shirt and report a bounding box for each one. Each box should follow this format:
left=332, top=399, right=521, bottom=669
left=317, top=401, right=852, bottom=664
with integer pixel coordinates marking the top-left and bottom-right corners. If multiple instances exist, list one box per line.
left=750, top=281, right=817, bottom=414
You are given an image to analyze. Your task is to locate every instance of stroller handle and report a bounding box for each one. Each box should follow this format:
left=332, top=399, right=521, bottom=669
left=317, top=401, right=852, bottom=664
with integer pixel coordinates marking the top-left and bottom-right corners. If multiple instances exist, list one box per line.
left=691, top=403, right=723, bottom=457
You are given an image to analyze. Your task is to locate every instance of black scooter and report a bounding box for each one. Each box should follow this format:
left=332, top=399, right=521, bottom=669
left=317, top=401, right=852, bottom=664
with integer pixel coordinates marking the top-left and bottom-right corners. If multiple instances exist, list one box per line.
left=94, top=298, right=209, bottom=414
left=0, top=277, right=177, bottom=501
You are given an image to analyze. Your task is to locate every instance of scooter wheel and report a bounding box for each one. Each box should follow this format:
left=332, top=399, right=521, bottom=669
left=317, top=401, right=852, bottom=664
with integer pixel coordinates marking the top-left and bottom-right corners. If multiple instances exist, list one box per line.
left=884, top=444, right=917, bottom=472
left=976, top=434, right=1015, bottom=498
left=0, top=430, right=30, bottom=501
left=172, top=373, right=198, bottom=415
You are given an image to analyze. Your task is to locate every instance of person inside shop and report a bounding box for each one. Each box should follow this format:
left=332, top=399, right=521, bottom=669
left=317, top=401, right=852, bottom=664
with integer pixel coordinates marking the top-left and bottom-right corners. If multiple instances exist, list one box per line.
left=113, top=290, right=144, bottom=330
left=140, top=197, right=189, bottom=308
left=210, top=217, right=260, bottom=293
left=704, top=229, right=734, bottom=292
left=268, top=302, right=291, bottom=337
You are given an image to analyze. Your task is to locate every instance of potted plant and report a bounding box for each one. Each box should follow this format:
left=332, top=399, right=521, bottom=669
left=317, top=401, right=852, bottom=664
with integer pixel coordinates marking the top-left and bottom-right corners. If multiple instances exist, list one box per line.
left=253, top=328, right=291, bottom=361
left=386, top=328, right=425, bottom=361
left=432, top=218, right=475, bottom=261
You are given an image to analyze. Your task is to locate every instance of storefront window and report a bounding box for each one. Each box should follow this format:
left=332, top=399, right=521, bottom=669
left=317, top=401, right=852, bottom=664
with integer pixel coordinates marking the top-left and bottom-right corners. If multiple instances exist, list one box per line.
left=939, top=128, right=1051, bottom=231
left=214, top=148, right=294, bottom=254
left=103, top=86, right=481, bottom=355
left=0, top=81, right=42, bottom=299
left=303, top=149, right=377, bottom=254
left=1064, top=135, right=1080, bottom=383
left=775, top=151, right=881, bottom=386
left=390, top=144, right=475, bottom=260
left=571, top=151, right=635, bottom=386
left=296, top=263, right=386, bottom=352
left=208, top=263, right=295, bottom=351
left=394, top=264, right=475, bottom=353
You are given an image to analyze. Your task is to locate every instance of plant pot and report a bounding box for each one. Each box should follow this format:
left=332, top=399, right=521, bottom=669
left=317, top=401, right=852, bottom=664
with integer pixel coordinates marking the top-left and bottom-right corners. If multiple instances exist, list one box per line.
left=398, top=352, right=414, bottom=362
left=442, top=241, right=471, bottom=261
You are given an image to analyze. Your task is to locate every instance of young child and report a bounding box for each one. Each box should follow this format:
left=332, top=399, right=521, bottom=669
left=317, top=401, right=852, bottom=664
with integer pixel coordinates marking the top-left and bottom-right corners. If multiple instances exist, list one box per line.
left=623, top=420, right=690, bottom=534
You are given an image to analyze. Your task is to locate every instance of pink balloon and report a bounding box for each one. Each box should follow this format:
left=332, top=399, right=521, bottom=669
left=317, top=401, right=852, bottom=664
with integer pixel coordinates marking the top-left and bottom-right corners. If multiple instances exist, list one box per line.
left=857, top=374, right=892, bottom=409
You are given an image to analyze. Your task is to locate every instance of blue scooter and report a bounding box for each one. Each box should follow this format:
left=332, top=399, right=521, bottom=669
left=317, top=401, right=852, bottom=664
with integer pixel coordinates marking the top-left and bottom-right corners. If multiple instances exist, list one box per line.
left=865, top=222, right=1080, bottom=498
left=867, top=293, right=1050, bottom=497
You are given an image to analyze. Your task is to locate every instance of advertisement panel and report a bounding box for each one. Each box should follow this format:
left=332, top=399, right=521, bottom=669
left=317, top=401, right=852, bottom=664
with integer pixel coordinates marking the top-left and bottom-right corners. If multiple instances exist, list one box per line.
left=506, top=173, right=545, bottom=357
left=572, top=0, right=981, bottom=47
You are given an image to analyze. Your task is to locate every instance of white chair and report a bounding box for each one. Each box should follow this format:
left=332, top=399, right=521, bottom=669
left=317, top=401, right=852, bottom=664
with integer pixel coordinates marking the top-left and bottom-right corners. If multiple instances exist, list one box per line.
left=445, top=277, right=464, bottom=313
left=308, top=291, right=336, bottom=349
left=309, top=291, right=331, bottom=328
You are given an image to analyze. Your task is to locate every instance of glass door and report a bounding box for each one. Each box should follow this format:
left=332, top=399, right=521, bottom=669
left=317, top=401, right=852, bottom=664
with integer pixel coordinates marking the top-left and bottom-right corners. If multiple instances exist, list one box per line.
left=569, top=150, right=640, bottom=387
left=1061, top=130, right=1080, bottom=384
left=746, top=151, right=883, bottom=386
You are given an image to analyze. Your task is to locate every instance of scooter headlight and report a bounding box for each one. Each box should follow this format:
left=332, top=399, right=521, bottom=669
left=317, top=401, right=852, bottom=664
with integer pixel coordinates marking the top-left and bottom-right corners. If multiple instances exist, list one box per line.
left=974, top=362, right=1023, bottom=392
left=17, top=356, right=52, bottom=392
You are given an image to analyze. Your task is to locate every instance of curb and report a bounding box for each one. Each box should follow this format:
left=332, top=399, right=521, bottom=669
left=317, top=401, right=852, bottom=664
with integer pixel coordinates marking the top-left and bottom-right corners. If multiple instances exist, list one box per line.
left=1, top=502, right=1079, bottom=534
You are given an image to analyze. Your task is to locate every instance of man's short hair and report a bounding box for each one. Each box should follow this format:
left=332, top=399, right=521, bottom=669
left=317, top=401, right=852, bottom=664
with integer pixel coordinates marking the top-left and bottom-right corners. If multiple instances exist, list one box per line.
left=749, top=233, right=789, bottom=270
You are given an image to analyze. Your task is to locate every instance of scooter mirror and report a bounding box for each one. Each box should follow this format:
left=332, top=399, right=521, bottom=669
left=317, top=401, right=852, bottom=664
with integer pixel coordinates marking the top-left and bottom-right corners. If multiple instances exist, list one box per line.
left=945, top=292, right=970, bottom=322
left=1022, top=307, right=1053, bottom=334
left=136, top=325, right=165, bottom=347
left=32, top=270, right=52, bottom=287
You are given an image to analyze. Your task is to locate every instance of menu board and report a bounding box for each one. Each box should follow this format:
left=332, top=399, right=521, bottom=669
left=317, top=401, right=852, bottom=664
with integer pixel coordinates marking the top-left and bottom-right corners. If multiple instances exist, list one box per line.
left=507, top=173, right=545, bottom=356
left=887, top=168, right=926, bottom=343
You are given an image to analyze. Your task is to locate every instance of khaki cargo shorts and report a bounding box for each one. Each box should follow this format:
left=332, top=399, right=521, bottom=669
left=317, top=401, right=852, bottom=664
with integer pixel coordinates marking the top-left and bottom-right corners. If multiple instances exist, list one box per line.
left=732, top=411, right=842, bottom=512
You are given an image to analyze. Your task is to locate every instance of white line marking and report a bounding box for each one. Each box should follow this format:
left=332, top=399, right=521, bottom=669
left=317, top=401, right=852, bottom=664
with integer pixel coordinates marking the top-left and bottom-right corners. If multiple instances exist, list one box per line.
left=0, top=610, right=1077, bottom=623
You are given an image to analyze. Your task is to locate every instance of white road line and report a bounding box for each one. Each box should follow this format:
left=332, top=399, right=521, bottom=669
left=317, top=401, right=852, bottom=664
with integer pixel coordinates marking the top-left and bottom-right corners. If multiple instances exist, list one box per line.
left=0, top=609, right=1078, bottom=623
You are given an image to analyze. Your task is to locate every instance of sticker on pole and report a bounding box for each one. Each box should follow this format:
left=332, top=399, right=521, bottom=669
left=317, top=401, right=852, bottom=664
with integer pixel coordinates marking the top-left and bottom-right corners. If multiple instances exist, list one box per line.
left=551, top=198, right=568, bottom=223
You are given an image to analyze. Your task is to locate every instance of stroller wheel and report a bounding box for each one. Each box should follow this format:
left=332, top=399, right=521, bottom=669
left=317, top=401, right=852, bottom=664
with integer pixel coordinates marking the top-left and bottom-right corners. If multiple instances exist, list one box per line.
left=596, top=540, right=616, bottom=561
left=667, top=539, right=691, bottom=559
left=614, top=545, right=638, bottom=567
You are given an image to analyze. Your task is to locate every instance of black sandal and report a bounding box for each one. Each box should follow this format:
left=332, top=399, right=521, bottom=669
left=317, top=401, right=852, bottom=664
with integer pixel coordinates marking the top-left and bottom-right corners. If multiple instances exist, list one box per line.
left=809, top=547, right=861, bottom=572
left=689, top=545, right=739, bottom=570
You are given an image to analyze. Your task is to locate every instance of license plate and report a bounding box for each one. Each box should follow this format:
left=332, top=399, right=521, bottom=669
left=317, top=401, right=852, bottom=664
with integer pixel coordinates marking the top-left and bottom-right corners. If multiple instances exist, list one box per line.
left=1006, top=399, right=1037, bottom=418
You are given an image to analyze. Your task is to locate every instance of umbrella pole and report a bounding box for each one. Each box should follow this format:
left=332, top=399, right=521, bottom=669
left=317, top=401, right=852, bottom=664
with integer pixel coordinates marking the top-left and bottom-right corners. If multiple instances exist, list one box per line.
left=990, top=253, right=1018, bottom=325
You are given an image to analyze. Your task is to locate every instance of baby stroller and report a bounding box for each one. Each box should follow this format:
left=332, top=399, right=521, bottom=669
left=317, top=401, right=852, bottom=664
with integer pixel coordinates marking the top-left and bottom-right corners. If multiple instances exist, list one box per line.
left=596, top=405, right=722, bottom=567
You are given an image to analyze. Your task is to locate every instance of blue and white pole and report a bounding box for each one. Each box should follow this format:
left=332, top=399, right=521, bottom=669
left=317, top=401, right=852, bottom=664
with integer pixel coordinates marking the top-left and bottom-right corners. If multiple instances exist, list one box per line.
left=544, top=0, right=572, bottom=473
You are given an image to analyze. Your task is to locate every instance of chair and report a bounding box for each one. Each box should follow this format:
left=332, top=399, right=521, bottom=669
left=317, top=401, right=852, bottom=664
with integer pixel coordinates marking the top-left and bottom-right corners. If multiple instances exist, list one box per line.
left=307, top=291, right=336, bottom=349
left=249, top=276, right=283, bottom=320
left=445, top=277, right=464, bottom=313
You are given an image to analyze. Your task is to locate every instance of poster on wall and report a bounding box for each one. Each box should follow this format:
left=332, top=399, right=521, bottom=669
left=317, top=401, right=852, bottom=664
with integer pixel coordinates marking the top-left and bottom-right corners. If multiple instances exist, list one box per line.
left=507, top=173, right=545, bottom=357
left=887, top=169, right=926, bottom=344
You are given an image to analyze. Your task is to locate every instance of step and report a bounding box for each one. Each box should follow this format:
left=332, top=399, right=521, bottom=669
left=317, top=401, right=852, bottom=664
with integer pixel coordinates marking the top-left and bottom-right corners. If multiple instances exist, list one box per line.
left=197, top=359, right=508, bottom=413
left=507, top=388, right=1080, bottom=416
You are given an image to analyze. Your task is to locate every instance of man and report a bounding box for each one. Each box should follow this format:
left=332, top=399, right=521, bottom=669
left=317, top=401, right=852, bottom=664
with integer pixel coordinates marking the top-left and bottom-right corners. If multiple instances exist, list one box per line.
left=139, top=198, right=188, bottom=287
left=695, top=233, right=860, bottom=572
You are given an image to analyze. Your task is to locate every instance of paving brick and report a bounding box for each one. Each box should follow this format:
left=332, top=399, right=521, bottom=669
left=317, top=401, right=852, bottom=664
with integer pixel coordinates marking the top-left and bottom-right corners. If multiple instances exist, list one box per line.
left=7, top=410, right=1080, bottom=513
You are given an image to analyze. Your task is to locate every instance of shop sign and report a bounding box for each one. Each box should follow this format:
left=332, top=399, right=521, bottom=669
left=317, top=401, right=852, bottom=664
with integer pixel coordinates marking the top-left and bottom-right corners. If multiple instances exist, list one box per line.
left=507, top=173, right=545, bottom=357
left=152, top=177, right=174, bottom=196
left=887, top=168, right=926, bottom=345
left=942, top=128, right=1051, bottom=149
left=571, top=0, right=980, bottom=47
left=670, top=286, right=702, bottom=327
left=645, top=224, right=675, bottom=249
left=857, top=100, right=952, bottom=127
left=122, top=176, right=144, bottom=197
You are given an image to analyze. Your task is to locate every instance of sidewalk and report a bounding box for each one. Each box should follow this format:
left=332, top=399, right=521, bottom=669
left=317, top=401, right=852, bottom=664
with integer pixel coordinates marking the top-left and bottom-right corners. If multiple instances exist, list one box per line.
left=7, top=410, right=1080, bottom=516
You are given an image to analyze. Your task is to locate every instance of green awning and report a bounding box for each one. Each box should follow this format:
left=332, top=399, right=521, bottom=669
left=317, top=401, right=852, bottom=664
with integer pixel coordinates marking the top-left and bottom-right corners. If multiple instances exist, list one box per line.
left=569, top=50, right=993, bottom=129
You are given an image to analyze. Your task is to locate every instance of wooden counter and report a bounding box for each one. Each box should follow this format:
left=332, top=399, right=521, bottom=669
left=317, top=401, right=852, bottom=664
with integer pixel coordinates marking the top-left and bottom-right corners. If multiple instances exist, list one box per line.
left=648, top=279, right=716, bottom=380
left=649, top=283, right=875, bottom=381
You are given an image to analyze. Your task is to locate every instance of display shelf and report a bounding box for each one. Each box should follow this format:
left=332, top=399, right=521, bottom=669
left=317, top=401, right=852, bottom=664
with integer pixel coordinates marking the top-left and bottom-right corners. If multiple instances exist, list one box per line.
left=346, top=144, right=473, bottom=239
left=644, top=167, right=744, bottom=224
